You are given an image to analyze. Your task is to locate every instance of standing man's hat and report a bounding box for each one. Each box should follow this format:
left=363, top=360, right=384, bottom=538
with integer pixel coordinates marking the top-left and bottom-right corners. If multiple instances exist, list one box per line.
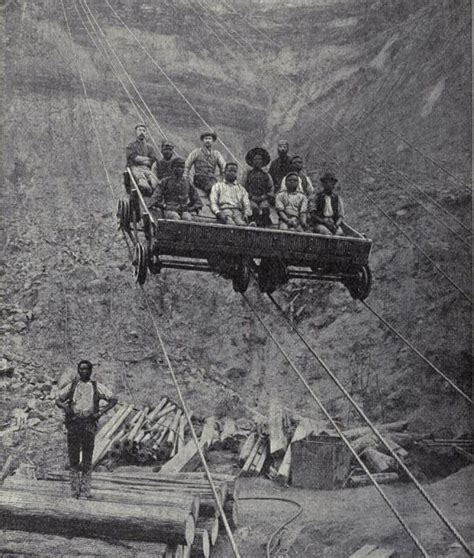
left=320, top=171, right=338, bottom=184
left=245, top=147, right=271, bottom=167
left=200, top=130, right=218, bottom=141
left=161, top=140, right=175, bottom=148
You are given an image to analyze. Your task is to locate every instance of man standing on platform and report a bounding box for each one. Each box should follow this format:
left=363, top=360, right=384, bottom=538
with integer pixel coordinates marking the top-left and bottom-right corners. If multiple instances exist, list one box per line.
left=268, top=139, right=293, bottom=191
left=56, top=360, right=118, bottom=499
left=184, top=131, right=226, bottom=196
left=126, top=124, right=159, bottom=196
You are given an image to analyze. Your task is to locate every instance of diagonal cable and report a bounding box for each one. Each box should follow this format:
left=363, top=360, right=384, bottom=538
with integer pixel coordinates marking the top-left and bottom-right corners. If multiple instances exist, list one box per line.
left=265, top=292, right=472, bottom=556
left=241, top=293, right=429, bottom=557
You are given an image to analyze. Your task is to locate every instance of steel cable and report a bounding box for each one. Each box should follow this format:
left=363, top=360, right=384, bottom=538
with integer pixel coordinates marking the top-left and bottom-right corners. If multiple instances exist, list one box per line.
left=241, top=293, right=430, bottom=557
left=102, top=0, right=241, bottom=164
left=360, top=300, right=472, bottom=404
left=264, top=292, right=472, bottom=556
left=60, top=5, right=240, bottom=554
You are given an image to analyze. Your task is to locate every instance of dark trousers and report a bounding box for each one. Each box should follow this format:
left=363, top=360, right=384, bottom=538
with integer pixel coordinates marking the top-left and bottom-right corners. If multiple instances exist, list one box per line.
left=193, top=175, right=216, bottom=196
left=66, top=418, right=96, bottom=473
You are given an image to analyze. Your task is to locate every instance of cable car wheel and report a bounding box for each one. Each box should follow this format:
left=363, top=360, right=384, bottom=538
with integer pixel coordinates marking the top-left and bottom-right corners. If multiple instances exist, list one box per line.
left=116, top=199, right=131, bottom=231
left=232, top=256, right=251, bottom=293
left=345, top=264, right=372, bottom=301
left=132, top=242, right=148, bottom=285
left=257, top=258, right=288, bottom=294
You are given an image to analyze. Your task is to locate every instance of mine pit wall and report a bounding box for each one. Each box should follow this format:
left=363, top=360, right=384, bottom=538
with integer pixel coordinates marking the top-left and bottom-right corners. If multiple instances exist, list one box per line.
left=1, top=0, right=471, bottom=475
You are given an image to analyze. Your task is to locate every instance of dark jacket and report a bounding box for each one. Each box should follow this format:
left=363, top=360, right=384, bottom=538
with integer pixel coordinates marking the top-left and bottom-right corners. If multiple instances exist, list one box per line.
left=310, top=191, right=343, bottom=222
left=269, top=155, right=293, bottom=188
left=148, top=176, right=203, bottom=212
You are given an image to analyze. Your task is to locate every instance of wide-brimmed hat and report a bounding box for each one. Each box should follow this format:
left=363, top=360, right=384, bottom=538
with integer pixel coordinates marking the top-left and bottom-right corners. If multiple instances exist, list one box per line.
left=320, top=171, right=338, bottom=184
left=200, top=131, right=217, bottom=141
left=245, top=147, right=271, bottom=167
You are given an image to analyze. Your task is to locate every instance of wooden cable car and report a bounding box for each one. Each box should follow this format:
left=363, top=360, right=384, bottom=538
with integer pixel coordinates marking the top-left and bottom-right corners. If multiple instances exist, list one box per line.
left=117, top=169, right=373, bottom=300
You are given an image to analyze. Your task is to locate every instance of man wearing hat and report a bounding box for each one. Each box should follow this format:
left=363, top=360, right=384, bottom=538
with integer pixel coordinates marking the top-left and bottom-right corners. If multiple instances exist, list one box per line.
left=153, top=140, right=176, bottom=180
left=309, top=172, right=345, bottom=236
left=126, top=124, right=159, bottom=196
left=184, top=131, right=226, bottom=196
left=280, top=155, right=314, bottom=197
left=275, top=172, right=308, bottom=231
left=242, top=147, right=274, bottom=227
left=56, top=360, right=118, bottom=499
left=210, top=162, right=252, bottom=226
left=147, top=158, right=202, bottom=221
left=268, top=140, right=293, bottom=190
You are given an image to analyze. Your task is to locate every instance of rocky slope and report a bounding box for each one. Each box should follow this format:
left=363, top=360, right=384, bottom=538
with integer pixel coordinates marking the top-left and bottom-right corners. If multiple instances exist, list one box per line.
left=0, top=0, right=471, bottom=478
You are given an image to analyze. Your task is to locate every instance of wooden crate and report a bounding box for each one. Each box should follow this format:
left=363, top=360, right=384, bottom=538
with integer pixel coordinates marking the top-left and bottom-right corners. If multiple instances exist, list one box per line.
left=291, top=437, right=351, bottom=489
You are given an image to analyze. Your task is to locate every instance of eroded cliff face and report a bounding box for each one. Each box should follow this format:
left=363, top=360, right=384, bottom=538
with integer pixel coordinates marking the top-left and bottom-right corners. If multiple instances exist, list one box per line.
left=1, top=0, right=471, bottom=472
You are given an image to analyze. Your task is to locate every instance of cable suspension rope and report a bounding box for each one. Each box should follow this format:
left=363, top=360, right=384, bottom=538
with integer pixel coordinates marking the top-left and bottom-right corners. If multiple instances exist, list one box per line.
left=72, top=0, right=162, bottom=158
left=102, top=0, right=241, bottom=164
left=60, top=6, right=241, bottom=555
left=197, top=0, right=471, bottom=234
left=361, top=300, right=472, bottom=404
left=264, top=292, right=473, bottom=556
left=241, top=293, right=429, bottom=557
left=215, top=0, right=472, bottom=195
left=74, top=0, right=162, bottom=154
left=79, top=0, right=171, bottom=145
left=140, top=289, right=241, bottom=557
left=60, top=0, right=116, bottom=202
left=312, top=139, right=472, bottom=303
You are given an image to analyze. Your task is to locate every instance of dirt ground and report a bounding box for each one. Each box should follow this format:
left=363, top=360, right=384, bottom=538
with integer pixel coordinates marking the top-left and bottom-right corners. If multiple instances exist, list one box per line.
left=1, top=466, right=472, bottom=557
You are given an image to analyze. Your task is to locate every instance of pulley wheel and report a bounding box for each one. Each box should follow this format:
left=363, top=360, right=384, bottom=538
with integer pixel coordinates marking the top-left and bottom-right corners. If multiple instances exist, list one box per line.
left=347, top=265, right=372, bottom=301
left=232, top=257, right=251, bottom=293
left=132, top=242, right=148, bottom=285
left=116, top=199, right=131, bottom=231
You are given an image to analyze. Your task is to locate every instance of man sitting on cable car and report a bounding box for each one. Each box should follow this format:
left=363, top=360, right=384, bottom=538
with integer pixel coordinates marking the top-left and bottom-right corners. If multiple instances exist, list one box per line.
left=184, top=131, right=226, bottom=196
left=146, top=158, right=202, bottom=221
left=153, top=140, right=176, bottom=180
left=126, top=123, right=159, bottom=196
left=309, top=172, right=344, bottom=236
left=242, top=147, right=274, bottom=228
left=275, top=172, right=308, bottom=231
left=210, top=162, right=252, bottom=226
left=279, top=155, right=314, bottom=198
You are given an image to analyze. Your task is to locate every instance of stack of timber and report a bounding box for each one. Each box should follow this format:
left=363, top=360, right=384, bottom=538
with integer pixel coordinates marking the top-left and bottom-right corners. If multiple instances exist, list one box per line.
left=38, top=470, right=239, bottom=556
left=93, top=398, right=189, bottom=467
left=236, top=399, right=418, bottom=486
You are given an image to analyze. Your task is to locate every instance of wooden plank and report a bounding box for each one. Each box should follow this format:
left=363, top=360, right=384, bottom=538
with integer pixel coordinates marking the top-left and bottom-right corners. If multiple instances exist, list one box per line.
left=268, top=400, right=287, bottom=458
left=159, top=439, right=207, bottom=474
left=239, top=432, right=257, bottom=466
left=0, top=488, right=195, bottom=545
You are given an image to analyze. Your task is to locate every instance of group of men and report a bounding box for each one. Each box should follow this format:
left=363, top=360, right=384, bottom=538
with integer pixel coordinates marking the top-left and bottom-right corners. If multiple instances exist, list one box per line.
left=126, top=124, right=344, bottom=236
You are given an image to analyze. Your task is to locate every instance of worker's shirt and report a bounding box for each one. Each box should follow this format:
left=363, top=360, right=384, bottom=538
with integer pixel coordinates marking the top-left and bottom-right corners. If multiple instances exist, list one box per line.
left=210, top=180, right=252, bottom=216
left=309, top=192, right=344, bottom=221
left=58, top=381, right=113, bottom=418
left=268, top=155, right=293, bottom=188
left=154, top=157, right=175, bottom=180
left=147, top=176, right=202, bottom=212
left=280, top=173, right=313, bottom=197
left=184, top=147, right=226, bottom=179
left=126, top=139, right=158, bottom=168
left=275, top=191, right=308, bottom=218
left=241, top=168, right=274, bottom=202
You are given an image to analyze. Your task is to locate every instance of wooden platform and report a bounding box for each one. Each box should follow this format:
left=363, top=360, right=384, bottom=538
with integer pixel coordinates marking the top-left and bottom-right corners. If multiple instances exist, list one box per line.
left=0, top=471, right=238, bottom=558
